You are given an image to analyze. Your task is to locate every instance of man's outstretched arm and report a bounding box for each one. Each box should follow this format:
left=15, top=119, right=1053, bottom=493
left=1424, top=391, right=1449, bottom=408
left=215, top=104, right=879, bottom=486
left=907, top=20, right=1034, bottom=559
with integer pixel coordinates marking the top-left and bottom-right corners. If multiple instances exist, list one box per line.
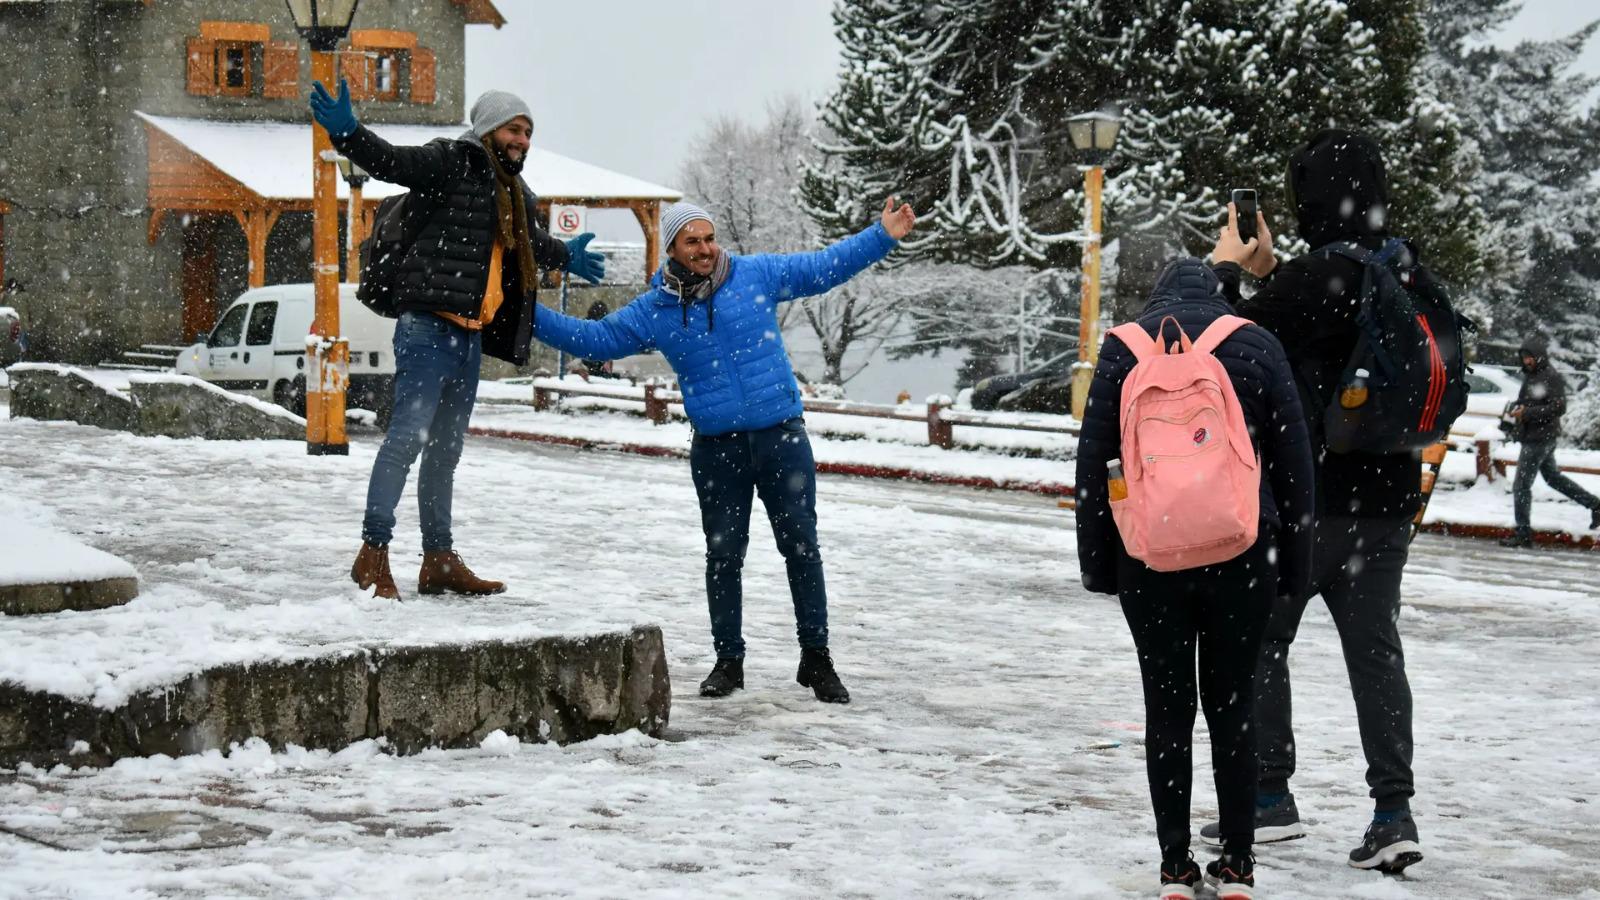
left=311, top=79, right=453, bottom=192
left=764, top=197, right=915, bottom=301
left=533, top=297, right=654, bottom=362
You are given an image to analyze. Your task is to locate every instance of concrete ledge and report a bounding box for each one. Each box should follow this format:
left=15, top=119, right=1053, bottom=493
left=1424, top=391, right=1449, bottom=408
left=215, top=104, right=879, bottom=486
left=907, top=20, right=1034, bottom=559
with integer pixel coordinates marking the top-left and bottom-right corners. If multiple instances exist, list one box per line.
left=8, top=365, right=137, bottom=431
left=0, top=625, right=671, bottom=768
left=0, top=576, right=140, bottom=616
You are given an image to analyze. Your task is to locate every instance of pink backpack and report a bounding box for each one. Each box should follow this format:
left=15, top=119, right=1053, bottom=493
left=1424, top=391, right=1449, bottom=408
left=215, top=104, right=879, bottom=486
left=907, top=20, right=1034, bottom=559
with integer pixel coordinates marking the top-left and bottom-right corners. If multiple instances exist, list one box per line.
left=1105, top=315, right=1260, bottom=572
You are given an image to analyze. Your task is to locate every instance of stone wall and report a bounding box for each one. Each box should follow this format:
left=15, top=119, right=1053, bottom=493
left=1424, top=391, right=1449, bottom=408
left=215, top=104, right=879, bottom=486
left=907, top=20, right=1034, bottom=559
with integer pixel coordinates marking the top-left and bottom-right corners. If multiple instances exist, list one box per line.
left=0, top=626, right=672, bottom=768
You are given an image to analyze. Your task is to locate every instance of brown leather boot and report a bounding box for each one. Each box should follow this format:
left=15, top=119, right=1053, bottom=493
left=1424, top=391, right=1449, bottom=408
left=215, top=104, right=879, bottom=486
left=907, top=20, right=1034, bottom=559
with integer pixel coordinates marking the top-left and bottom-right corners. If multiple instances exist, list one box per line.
left=417, top=550, right=506, bottom=596
left=351, top=542, right=401, bottom=600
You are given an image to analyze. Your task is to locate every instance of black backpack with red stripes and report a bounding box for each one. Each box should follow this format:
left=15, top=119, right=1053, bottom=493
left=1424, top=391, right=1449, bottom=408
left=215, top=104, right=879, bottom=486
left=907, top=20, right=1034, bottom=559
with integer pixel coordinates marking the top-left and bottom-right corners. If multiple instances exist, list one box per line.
left=1317, top=238, right=1470, bottom=454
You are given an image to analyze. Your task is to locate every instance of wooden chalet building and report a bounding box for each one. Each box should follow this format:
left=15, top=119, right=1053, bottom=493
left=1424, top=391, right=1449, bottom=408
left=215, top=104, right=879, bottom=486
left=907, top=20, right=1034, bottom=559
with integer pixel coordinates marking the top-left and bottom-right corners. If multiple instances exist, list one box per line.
left=0, top=0, right=678, bottom=363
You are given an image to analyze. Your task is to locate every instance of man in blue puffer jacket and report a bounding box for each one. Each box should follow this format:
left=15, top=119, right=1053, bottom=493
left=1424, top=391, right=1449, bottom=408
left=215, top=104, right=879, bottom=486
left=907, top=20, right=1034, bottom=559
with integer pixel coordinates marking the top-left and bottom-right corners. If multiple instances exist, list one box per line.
left=533, top=198, right=916, bottom=703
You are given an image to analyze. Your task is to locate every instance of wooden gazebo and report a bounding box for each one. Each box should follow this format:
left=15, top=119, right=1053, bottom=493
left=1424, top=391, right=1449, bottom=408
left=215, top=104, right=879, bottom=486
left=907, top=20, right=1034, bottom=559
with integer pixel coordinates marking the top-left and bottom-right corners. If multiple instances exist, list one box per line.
left=139, top=112, right=681, bottom=338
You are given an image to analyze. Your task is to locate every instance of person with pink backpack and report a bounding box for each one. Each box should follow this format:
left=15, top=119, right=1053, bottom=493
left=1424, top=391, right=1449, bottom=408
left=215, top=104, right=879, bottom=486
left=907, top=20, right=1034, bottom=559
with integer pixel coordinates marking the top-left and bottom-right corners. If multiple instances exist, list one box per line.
left=1076, top=257, right=1315, bottom=900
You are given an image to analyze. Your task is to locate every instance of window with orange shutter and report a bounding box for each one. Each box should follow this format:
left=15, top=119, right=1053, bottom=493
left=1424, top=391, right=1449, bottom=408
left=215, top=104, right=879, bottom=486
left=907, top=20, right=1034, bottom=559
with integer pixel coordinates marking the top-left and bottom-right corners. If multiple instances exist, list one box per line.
left=185, top=22, right=275, bottom=98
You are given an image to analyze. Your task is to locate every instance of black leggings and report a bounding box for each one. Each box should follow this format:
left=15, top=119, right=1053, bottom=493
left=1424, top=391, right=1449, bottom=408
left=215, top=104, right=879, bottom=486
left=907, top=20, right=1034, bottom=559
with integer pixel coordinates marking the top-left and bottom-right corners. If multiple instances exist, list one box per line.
left=1118, top=532, right=1276, bottom=859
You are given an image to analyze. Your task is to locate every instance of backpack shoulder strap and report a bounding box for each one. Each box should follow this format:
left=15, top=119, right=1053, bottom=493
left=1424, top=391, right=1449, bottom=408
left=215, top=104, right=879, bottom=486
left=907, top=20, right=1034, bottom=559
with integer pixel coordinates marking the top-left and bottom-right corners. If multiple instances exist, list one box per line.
left=1108, top=322, right=1160, bottom=363
left=1192, top=314, right=1252, bottom=356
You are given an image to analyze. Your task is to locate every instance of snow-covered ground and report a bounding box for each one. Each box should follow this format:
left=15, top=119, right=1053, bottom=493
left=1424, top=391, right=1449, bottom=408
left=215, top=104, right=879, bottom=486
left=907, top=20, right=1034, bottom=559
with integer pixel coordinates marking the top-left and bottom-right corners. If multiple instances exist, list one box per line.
left=2, top=404, right=1598, bottom=898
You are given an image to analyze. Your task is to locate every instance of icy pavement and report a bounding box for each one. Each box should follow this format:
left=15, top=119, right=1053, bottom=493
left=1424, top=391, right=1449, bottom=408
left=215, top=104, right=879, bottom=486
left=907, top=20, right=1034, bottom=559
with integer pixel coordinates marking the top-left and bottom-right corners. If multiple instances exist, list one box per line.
left=1, top=414, right=1598, bottom=898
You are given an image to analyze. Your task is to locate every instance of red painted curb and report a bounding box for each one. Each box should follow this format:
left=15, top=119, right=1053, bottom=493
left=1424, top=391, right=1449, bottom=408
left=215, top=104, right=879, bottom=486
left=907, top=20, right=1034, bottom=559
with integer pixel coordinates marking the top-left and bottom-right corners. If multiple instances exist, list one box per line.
left=1416, top=520, right=1599, bottom=550
left=468, top=426, right=1075, bottom=497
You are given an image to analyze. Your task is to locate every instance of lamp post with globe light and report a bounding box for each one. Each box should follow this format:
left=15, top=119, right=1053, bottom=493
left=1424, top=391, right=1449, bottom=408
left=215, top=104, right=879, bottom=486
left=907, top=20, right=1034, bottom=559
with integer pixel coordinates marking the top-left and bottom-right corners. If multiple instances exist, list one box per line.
left=1065, top=110, right=1122, bottom=421
left=286, top=0, right=360, bottom=454
left=335, top=156, right=368, bottom=282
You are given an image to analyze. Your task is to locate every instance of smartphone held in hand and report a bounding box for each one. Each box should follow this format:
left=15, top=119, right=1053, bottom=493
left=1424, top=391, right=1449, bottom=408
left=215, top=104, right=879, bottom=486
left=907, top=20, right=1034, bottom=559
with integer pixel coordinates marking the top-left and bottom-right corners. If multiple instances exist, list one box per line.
left=1231, top=189, right=1258, bottom=243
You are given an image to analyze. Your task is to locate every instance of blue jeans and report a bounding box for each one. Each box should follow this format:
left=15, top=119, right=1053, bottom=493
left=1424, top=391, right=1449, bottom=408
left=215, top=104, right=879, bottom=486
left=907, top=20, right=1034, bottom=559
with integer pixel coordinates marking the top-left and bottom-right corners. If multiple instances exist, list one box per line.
left=362, top=312, right=481, bottom=550
left=1512, top=440, right=1599, bottom=534
left=689, top=417, right=828, bottom=658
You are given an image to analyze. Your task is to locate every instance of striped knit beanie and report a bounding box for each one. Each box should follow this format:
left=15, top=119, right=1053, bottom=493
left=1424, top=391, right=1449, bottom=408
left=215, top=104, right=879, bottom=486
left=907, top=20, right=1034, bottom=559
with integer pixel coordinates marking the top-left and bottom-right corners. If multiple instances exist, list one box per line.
left=661, top=203, right=714, bottom=251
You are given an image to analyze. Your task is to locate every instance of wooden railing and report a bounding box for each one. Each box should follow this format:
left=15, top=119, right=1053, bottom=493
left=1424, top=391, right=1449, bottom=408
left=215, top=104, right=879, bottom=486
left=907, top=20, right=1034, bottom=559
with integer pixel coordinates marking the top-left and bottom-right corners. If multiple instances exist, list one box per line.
left=525, top=378, right=1599, bottom=481
left=525, top=376, right=1079, bottom=449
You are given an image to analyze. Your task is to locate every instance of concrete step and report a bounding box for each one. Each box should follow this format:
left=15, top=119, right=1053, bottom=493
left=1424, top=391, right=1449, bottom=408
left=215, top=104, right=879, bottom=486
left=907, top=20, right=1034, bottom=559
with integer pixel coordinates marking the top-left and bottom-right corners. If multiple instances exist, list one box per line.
left=0, top=625, right=671, bottom=769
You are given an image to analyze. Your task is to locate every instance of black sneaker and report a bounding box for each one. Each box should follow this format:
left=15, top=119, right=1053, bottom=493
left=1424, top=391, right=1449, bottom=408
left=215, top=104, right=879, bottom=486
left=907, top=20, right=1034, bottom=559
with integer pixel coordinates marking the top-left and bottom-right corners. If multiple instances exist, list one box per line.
left=698, top=657, right=743, bottom=697
left=1158, top=854, right=1201, bottom=900
left=1348, top=815, right=1423, bottom=874
left=796, top=647, right=850, bottom=703
left=1499, top=530, right=1534, bottom=548
left=1201, top=792, right=1306, bottom=845
left=1204, top=852, right=1256, bottom=900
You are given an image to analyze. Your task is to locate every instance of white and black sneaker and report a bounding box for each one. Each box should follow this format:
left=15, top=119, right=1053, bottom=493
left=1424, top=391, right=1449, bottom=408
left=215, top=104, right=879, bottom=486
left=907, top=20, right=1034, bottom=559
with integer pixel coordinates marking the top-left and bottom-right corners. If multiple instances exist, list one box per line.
left=1348, top=815, right=1423, bottom=874
left=1201, top=793, right=1307, bottom=846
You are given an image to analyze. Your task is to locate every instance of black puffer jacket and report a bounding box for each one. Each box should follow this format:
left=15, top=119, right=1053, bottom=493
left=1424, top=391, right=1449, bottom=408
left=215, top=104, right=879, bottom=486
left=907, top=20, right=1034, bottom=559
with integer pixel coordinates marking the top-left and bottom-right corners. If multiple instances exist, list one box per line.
left=1076, top=258, right=1315, bottom=599
left=1215, top=128, right=1435, bottom=519
left=1514, top=333, right=1567, bottom=444
left=332, top=125, right=570, bottom=365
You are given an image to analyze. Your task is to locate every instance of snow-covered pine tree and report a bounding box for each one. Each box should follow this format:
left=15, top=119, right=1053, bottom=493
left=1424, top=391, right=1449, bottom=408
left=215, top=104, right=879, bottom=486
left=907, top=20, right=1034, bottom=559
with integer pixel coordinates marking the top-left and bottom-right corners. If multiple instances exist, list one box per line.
left=804, top=0, right=1486, bottom=282
left=1426, top=0, right=1600, bottom=365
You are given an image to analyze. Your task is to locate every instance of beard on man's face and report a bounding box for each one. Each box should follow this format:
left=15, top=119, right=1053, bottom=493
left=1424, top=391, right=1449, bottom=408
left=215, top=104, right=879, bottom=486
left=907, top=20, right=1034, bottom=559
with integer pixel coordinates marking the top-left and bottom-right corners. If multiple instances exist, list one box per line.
left=491, top=141, right=525, bottom=175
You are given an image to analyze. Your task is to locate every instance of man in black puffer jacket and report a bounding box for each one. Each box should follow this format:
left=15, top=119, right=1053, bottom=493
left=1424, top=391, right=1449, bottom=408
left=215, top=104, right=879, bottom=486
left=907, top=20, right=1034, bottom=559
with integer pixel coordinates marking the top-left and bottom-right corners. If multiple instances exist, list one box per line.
left=1202, top=129, right=1430, bottom=874
left=309, top=81, right=606, bottom=599
left=1077, top=258, right=1313, bottom=896
left=1500, top=332, right=1600, bottom=547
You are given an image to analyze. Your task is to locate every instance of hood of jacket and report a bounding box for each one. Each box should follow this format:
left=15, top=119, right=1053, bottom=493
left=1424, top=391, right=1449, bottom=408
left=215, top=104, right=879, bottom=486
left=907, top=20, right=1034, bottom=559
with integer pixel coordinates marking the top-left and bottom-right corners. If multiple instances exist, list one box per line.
left=1520, top=332, right=1552, bottom=367
left=1143, top=257, right=1230, bottom=315
left=1287, top=129, right=1391, bottom=249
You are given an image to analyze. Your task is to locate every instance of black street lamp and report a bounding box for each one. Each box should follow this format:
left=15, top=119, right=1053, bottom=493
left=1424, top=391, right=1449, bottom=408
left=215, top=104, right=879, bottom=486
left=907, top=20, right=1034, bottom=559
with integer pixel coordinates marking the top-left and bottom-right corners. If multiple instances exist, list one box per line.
left=285, top=0, right=361, bottom=52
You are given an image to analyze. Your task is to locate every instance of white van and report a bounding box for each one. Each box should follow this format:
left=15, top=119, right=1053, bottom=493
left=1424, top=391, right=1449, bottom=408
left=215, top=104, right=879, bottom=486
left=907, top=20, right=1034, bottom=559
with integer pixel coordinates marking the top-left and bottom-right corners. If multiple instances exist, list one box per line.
left=175, top=284, right=396, bottom=422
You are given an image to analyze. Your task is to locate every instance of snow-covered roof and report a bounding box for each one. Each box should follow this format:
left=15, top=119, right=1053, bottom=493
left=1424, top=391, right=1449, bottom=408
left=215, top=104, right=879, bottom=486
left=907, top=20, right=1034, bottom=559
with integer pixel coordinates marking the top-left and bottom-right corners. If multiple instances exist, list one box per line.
left=136, top=112, right=682, bottom=203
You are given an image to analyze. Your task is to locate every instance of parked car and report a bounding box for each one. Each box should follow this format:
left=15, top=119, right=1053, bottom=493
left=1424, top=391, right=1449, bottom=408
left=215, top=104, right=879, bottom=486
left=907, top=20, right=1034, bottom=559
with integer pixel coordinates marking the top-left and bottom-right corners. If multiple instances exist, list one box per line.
left=0, top=305, right=24, bottom=367
left=969, top=350, right=1076, bottom=413
left=175, top=284, right=395, bottom=425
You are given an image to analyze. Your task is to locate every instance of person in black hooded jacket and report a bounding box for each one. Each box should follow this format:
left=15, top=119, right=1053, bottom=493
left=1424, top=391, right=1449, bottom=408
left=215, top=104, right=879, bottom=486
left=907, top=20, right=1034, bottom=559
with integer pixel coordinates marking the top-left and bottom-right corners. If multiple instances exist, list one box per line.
left=1499, top=333, right=1600, bottom=547
left=1202, top=129, right=1429, bottom=874
left=1076, top=257, right=1314, bottom=897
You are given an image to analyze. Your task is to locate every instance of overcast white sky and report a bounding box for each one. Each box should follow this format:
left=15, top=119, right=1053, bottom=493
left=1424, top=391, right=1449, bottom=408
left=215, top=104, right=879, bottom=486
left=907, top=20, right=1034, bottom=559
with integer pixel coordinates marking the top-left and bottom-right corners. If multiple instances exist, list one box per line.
left=464, top=0, right=1598, bottom=229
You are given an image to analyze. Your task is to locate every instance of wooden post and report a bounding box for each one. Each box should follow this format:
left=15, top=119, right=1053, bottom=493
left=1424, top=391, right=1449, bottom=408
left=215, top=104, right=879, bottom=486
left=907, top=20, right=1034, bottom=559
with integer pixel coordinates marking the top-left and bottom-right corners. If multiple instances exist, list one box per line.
left=631, top=200, right=663, bottom=283
left=180, top=215, right=219, bottom=341
left=1476, top=438, right=1495, bottom=482
left=1070, top=164, right=1105, bottom=421
left=644, top=383, right=666, bottom=425
left=345, top=182, right=364, bottom=282
left=533, top=384, right=552, bottom=411
left=233, top=209, right=275, bottom=288
left=927, top=397, right=954, bottom=449
left=306, top=48, right=348, bottom=456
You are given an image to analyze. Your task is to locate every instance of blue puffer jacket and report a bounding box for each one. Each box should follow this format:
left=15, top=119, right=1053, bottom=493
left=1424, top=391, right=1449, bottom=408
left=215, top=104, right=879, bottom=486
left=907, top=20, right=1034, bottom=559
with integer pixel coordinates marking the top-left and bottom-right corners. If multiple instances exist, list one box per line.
left=533, top=224, right=897, bottom=435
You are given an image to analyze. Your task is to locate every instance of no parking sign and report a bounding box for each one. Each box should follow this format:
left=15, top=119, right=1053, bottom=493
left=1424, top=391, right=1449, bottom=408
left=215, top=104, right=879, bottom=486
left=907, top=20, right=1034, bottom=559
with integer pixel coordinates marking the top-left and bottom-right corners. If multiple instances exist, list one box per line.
left=551, top=204, right=586, bottom=237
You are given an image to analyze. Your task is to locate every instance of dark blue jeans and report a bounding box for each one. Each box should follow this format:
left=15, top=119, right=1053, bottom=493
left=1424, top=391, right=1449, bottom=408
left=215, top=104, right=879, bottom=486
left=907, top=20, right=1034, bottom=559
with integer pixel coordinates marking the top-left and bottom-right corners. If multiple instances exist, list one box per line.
left=1256, top=515, right=1415, bottom=811
left=689, top=417, right=828, bottom=658
left=362, top=312, right=481, bottom=550
left=1513, top=440, right=1600, bottom=534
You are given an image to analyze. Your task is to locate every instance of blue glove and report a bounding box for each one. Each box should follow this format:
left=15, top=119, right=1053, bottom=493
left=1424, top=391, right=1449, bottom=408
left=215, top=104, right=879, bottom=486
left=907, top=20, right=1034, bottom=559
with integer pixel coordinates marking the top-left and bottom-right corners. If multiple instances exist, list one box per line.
left=309, top=79, right=358, bottom=139
left=564, top=233, right=606, bottom=284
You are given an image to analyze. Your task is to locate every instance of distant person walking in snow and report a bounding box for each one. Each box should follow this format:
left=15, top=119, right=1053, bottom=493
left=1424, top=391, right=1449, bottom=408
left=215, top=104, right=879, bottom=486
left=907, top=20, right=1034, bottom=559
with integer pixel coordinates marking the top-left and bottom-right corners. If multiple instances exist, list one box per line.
left=1205, top=130, right=1438, bottom=874
left=308, top=80, right=606, bottom=599
left=1498, top=333, right=1600, bottom=547
left=531, top=198, right=916, bottom=704
left=1076, top=259, right=1314, bottom=900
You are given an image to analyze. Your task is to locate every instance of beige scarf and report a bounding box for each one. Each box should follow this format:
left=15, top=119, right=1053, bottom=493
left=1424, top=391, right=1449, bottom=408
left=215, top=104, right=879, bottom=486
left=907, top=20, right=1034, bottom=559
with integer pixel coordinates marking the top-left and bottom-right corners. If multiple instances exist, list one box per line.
left=481, top=135, right=538, bottom=294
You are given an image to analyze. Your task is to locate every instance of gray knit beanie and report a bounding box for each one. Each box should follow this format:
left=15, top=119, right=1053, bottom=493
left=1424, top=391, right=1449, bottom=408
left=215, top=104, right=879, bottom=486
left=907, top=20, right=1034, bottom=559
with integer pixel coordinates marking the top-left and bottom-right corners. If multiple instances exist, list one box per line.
left=470, top=90, right=533, bottom=137
left=662, top=202, right=714, bottom=251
